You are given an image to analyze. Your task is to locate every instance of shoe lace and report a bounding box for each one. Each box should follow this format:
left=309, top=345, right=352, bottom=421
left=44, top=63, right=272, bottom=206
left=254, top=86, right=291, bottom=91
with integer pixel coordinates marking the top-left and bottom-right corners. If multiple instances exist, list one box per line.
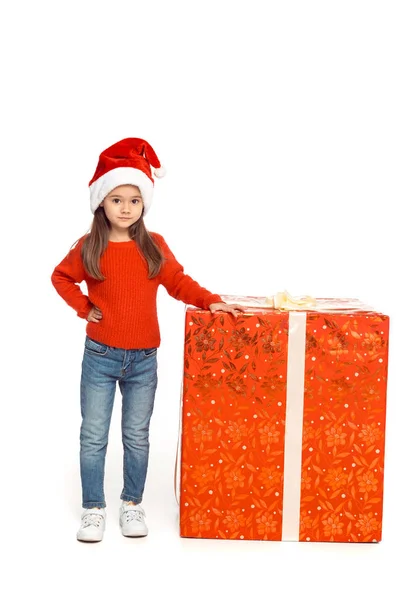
left=123, top=508, right=144, bottom=523
left=82, top=513, right=103, bottom=528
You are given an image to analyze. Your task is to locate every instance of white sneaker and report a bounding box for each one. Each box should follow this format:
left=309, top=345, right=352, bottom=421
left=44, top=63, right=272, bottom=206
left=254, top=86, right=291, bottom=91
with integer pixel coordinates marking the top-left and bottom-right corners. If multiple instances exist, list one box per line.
left=119, top=501, right=148, bottom=537
left=77, top=507, right=106, bottom=542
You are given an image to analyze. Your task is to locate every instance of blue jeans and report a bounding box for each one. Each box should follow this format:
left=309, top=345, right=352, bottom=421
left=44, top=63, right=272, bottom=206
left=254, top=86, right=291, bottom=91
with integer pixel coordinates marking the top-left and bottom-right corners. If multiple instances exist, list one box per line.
left=80, top=335, right=158, bottom=508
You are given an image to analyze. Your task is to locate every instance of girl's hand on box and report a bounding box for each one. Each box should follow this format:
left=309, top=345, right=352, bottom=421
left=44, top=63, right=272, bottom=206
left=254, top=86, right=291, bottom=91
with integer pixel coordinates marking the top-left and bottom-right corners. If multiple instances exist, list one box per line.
left=87, top=305, right=103, bottom=323
left=209, top=302, right=246, bottom=320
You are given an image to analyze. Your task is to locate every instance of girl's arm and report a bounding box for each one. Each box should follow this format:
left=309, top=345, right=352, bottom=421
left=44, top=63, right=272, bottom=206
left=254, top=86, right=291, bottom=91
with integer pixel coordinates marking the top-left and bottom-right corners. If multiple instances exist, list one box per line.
left=51, top=238, right=93, bottom=319
left=156, top=234, right=223, bottom=309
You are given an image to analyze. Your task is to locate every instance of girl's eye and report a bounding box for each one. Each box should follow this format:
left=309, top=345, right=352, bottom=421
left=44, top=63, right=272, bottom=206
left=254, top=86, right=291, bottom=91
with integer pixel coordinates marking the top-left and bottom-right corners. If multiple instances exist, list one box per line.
left=111, top=198, right=140, bottom=203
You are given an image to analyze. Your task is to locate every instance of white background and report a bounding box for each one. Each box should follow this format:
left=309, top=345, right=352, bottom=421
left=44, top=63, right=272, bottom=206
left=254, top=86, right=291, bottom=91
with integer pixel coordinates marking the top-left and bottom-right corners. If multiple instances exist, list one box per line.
left=1, top=1, right=399, bottom=598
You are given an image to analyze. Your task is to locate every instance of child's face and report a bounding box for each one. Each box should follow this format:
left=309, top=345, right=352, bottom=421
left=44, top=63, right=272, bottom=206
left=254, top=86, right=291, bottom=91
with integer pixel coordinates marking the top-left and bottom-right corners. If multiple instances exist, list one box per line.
left=100, top=185, right=143, bottom=232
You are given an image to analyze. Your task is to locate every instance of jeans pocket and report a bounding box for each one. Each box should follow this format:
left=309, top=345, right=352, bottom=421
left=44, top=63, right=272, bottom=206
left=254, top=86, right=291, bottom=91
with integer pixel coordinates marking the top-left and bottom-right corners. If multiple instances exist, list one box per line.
left=84, top=336, right=109, bottom=356
left=143, top=347, right=157, bottom=358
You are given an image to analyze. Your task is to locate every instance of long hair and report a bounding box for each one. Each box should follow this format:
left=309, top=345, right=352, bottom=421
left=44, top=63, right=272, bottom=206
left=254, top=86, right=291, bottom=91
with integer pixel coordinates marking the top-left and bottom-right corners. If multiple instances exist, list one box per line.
left=72, top=206, right=164, bottom=280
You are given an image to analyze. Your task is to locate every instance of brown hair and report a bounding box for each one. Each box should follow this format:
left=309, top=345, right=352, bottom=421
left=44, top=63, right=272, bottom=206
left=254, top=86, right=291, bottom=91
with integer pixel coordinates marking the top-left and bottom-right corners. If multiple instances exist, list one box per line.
left=71, top=206, right=164, bottom=280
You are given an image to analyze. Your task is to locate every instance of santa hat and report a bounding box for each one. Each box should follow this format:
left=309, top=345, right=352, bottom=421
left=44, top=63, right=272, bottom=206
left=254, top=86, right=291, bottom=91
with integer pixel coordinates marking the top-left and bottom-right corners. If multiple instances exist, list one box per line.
left=88, top=138, right=166, bottom=215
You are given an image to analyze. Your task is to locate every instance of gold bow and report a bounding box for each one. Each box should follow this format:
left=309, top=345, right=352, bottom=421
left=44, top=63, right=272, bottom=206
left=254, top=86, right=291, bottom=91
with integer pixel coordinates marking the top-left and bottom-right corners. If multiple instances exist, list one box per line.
left=265, top=290, right=317, bottom=310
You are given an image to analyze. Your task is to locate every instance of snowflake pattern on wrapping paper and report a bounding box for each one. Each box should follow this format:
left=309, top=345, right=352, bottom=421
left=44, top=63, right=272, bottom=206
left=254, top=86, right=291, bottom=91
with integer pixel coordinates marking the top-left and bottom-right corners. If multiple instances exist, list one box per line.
left=179, top=301, right=389, bottom=542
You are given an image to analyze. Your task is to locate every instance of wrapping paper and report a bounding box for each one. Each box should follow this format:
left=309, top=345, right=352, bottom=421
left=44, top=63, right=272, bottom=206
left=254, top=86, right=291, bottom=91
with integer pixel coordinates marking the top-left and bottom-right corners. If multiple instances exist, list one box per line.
left=177, top=295, right=389, bottom=542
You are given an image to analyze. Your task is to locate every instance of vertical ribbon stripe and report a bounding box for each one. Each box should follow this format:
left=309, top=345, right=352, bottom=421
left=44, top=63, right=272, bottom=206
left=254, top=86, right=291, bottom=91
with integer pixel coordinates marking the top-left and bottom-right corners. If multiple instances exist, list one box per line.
left=281, top=311, right=307, bottom=541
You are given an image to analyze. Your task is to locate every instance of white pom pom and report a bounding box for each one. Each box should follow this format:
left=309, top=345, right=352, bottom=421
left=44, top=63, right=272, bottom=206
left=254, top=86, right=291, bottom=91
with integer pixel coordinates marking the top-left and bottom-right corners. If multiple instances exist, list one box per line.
left=154, top=165, right=166, bottom=178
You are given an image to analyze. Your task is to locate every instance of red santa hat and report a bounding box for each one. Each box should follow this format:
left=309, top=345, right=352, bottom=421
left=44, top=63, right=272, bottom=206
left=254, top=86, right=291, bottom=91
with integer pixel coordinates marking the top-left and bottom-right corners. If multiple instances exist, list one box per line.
left=88, top=138, right=166, bottom=215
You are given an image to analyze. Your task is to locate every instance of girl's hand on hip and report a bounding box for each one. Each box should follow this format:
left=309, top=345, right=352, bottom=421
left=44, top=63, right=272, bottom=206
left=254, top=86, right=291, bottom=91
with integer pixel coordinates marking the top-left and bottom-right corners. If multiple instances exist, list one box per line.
left=87, top=305, right=103, bottom=323
left=209, top=302, right=246, bottom=320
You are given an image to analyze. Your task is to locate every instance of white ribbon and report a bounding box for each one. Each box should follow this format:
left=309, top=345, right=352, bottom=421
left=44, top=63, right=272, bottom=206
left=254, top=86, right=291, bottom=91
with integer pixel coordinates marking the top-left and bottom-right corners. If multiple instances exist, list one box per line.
left=221, top=293, right=374, bottom=313
left=281, top=312, right=307, bottom=541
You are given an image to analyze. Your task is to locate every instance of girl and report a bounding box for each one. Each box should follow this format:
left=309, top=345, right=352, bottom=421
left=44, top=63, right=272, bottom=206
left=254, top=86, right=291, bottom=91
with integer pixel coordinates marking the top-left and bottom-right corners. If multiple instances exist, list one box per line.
left=51, top=138, right=245, bottom=543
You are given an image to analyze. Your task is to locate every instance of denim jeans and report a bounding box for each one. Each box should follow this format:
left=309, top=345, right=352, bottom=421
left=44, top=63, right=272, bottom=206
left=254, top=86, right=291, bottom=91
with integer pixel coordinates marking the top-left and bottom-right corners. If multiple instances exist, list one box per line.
left=80, top=335, right=158, bottom=508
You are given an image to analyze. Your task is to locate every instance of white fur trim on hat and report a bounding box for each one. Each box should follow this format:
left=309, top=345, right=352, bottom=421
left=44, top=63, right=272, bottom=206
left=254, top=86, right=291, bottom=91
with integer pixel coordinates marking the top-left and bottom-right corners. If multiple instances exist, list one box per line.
left=89, top=167, right=154, bottom=215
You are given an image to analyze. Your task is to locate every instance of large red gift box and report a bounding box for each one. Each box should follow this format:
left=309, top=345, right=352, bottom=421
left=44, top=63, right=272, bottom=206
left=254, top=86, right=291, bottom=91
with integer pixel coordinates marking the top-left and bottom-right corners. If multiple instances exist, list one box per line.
left=177, top=295, right=389, bottom=542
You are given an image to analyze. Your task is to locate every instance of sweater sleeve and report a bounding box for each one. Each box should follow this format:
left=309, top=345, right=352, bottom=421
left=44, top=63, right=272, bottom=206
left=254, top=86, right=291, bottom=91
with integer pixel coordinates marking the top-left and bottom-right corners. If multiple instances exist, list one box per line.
left=155, top=234, right=223, bottom=309
left=51, top=237, right=93, bottom=319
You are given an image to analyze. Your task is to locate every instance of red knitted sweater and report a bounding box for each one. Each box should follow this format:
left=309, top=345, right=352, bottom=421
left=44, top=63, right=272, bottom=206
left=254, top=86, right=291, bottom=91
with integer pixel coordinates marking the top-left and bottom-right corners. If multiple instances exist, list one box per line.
left=51, top=232, right=223, bottom=350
